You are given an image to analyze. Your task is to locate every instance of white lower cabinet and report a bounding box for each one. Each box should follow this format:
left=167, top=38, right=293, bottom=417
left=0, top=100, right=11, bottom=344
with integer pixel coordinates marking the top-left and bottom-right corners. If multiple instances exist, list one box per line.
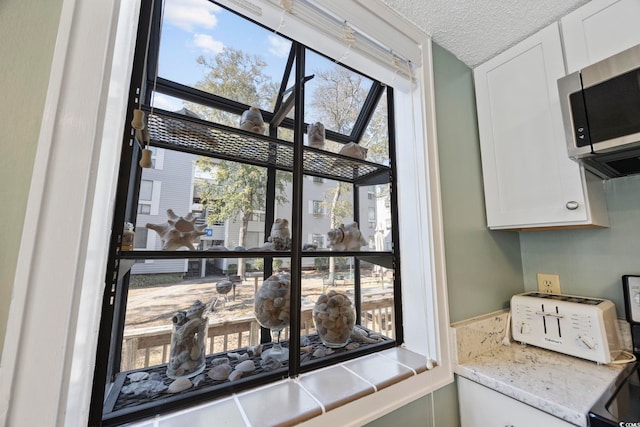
left=474, top=23, right=608, bottom=230
left=458, top=377, right=574, bottom=427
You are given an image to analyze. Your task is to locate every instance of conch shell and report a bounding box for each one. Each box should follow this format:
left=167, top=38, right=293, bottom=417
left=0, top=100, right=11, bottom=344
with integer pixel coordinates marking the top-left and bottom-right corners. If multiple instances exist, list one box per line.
left=307, top=122, right=325, bottom=149
left=239, top=106, right=265, bottom=134
left=327, top=222, right=367, bottom=251
left=338, top=142, right=367, bottom=160
left=146, top=209, right=206, bottom=250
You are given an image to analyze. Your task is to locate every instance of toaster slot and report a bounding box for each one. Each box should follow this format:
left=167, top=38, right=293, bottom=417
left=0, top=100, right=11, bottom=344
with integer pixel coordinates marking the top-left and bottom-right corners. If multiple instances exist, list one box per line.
left=535, top=304, right=564, bottom=339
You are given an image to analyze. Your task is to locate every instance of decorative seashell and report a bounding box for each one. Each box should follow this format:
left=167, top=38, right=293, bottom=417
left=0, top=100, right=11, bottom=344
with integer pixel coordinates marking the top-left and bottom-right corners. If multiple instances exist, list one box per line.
left=229, top=370, right=244, bottom=381
left=260, top=358, right=282, bottom=370
left=211, top=357, right=230, bottom=366
left=266, top=218, right=291, bottom=250
left=307, top=122, right=325, bottom=149
left=338, top=142, right=367, bottom=160
left=350, top=327, right=377, bottom=344
left=300, top=345, right=314, bottom=353
left=166, top=300, right=208, bottom=379
left=208, top=363, right=232, bottom=381
left=269, top=218, right=290, bottom=239
left=327, top=222, right=367, bottom=251
left=239, top=106, right=265, bottom=134
left=247, top=344, right=262, bottom=357
left=192, top=374, right=205, bottom=386
left=167, top=377, right=192, bottom=393
left=235, top=360, right=256, bottom=372
left=146, top=209, right=206, bottom=251
left=127, top=372, right=149, bottom=382
left=227, top=352, right=242, bottom=360
left=122, top=379, right=167, bottom=395
left=345, top=342, right=360, bottom=350
left=312, top=347, right=335, bottom=358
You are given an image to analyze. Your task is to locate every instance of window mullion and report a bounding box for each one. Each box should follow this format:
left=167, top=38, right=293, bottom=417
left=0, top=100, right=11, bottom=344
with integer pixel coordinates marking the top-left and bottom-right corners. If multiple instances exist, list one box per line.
left=386, top=86, right=404, bottom=344
left=288, top=41, right=306, bottom=377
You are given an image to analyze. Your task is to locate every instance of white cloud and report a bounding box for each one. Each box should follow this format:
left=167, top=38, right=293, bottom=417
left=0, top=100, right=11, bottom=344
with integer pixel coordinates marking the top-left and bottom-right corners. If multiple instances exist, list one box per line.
left=268, top=35, right=291, bottom=58
left=164, top=0, right=221, bottom=31
left=151, top=94, right=183, bottom=112
left=193, top=33, right=224, bottom=55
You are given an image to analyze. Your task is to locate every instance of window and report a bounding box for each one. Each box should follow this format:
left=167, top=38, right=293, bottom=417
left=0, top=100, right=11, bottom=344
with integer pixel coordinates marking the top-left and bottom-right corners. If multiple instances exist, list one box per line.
left=312, top=200, right=324, bottom=216
left=6, top=1, right=453, bottom=426
left=139, top=179, right=153, bottom=201
left=250, top=212, right=266, bottom=222
left=137, top=204, right=150, bottom=214
left=368, top=207, right=376, bottom=229
left=86, top=1, right=451, bottom=425
left=134, top=228, right=148, bottom=249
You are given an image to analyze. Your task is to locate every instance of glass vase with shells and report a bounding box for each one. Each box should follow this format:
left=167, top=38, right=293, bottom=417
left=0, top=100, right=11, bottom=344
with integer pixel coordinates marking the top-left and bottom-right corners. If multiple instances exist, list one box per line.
left=254, top=273, right=291, bottom=361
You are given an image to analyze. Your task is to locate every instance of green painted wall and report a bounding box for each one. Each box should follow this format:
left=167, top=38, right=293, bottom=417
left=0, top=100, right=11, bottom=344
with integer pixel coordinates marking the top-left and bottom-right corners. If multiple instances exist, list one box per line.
left=431, top=43, right=524, bottom=323
left=0, top=0, right=63, bottom=351
left=365, top=42, right=525, bottom=427
left=521, top=174, right=640, bottom=317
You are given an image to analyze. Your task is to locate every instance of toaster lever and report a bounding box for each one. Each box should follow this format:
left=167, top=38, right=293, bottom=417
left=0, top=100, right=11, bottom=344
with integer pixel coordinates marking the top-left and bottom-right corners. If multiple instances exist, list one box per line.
left=535, top=311, right=564, bottom=318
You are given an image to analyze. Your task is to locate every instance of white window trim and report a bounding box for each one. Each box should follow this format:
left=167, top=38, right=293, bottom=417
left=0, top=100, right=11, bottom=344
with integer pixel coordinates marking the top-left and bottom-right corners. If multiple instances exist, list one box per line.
left=0, top=1, right=452, bottom=426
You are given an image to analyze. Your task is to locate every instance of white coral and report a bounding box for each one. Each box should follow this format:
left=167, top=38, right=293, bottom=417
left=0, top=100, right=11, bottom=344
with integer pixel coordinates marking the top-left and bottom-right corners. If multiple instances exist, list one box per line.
left=146, top=209, right=206, bottom=250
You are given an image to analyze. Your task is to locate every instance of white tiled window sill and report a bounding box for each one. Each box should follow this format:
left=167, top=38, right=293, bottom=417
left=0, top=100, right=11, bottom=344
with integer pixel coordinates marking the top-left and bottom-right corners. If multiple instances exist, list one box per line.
left=127, top=347, right=444, bottom=427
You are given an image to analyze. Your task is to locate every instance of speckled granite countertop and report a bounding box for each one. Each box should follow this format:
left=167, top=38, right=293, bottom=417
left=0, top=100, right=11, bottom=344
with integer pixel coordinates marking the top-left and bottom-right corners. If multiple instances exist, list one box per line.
left=451, top=310, right=630, bottom=427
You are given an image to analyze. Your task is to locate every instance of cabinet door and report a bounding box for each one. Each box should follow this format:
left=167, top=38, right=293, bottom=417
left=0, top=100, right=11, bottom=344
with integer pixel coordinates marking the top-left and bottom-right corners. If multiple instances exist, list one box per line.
left=474, top=23, right=591, bottom=229
left=562, top=0, right=640, bottom=73
left=458, top=377, right=574, bottom=427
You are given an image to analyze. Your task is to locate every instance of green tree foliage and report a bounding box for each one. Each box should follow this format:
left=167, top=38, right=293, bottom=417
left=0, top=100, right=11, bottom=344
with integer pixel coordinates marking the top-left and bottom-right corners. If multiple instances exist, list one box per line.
left=192, top=47, right=278, bottom=122
left=190, top=47, right=289, bottom=278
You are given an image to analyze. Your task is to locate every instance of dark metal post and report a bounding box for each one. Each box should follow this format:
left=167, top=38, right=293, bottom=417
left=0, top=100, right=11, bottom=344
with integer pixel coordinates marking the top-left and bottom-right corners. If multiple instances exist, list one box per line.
left=288, top=42, right=305, bottom=377
left=386, top=86, right=403, bottom=344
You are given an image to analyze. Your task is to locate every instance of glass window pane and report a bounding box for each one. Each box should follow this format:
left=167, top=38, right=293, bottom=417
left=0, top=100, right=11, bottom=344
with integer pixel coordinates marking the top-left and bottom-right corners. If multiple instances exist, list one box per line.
left=361, top=86, right=390, bottom=166
left=158, top=2, right=292, bottom=113
left=305, top=51, right=374, bottom=136
left=139, top=180, right=153, bottom=201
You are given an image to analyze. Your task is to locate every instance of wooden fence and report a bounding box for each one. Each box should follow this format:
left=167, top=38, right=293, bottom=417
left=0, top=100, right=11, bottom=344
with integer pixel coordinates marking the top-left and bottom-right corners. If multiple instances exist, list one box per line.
left=121, top=296, right=394, bottom=371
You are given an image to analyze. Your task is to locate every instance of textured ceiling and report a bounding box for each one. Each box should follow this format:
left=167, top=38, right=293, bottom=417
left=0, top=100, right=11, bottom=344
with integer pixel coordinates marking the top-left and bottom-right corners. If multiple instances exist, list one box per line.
left=381, top=0, right=590, bottom=68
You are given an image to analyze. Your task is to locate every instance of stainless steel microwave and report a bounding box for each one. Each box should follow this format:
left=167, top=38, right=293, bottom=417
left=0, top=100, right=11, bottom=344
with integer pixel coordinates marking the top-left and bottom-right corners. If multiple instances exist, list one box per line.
left=558, top=43, right=640, bottom=179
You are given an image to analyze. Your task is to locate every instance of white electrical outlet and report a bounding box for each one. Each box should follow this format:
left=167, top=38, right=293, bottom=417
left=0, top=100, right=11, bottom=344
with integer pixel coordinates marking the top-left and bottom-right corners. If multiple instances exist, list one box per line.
left=537, top=273, right=561, bottom=294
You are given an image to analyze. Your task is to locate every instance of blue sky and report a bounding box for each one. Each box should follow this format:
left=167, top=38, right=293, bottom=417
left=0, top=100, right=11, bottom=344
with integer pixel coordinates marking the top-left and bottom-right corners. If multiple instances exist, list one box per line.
left=152, top=0, right=374, bottom=133
left=153, top=0, right=294, bottom=111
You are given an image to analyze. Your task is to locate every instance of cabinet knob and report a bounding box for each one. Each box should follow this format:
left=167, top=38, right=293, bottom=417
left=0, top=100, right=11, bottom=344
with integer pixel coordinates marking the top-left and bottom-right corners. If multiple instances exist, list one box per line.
left=565, top=201, right=579, bottom=210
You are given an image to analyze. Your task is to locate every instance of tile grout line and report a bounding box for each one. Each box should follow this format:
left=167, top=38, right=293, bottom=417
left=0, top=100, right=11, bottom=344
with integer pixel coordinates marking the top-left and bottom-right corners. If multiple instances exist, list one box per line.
left=294, top=377, right=327, bottom=414
left=340, top=364, right=378, bottom=392
left=233, top=393, right=253, bottom=427
left=376, top=352, right=418, bottom=375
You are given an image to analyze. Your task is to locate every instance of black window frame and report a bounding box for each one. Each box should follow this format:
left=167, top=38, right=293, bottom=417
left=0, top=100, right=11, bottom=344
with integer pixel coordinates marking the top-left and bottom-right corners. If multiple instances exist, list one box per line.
left=89, top=1, right=403, bottom=425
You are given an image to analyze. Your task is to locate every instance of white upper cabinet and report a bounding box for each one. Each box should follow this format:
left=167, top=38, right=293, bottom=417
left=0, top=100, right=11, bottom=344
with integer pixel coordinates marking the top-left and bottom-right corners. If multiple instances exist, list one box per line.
left=562, top=0, right=640, bottom=73
left=474, top=23, right=609, bottom=230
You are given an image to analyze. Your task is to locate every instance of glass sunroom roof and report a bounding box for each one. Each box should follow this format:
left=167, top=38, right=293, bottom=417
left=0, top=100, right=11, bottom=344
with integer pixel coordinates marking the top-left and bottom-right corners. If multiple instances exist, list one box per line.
left=152, top=0, right=383, bottom=142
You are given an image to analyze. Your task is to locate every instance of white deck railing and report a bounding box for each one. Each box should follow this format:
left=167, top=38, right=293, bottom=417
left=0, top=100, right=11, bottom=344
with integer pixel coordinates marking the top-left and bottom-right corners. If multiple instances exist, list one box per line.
left=121, top=296, right=394, bottom=371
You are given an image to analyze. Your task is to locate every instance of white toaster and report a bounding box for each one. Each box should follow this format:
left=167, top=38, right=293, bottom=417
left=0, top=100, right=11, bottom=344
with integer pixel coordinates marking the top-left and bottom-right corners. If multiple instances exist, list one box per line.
left=511, top=292, right=622, bottom=364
